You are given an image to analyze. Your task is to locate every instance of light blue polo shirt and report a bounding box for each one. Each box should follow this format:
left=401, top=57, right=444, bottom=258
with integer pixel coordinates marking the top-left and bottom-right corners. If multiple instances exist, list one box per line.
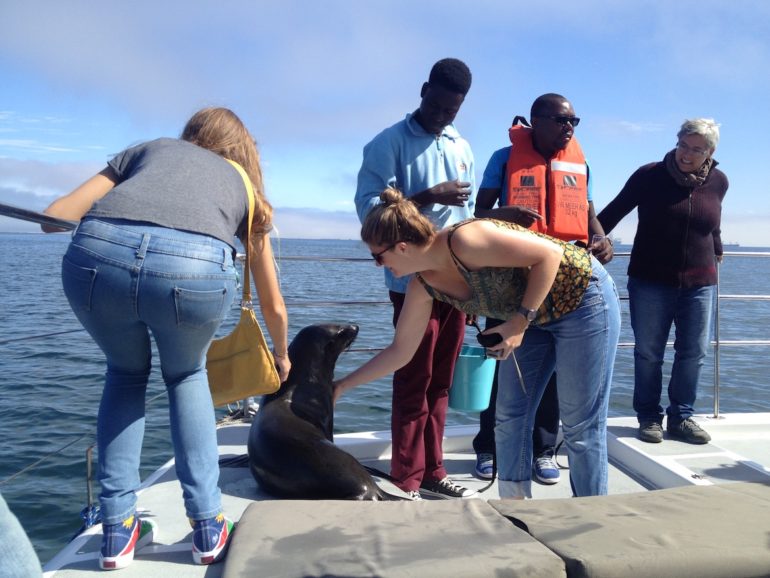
left=355, top=113, right=476, bottom=293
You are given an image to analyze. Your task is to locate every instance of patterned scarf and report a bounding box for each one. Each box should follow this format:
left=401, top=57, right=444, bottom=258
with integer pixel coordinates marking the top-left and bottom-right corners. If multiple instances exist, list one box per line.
left=664, top=149, right=713, bottom=187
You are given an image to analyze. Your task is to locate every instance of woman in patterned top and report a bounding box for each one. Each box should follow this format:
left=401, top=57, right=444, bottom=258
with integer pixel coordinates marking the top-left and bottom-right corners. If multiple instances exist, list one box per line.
left=334, top=187, right=621, bottom=498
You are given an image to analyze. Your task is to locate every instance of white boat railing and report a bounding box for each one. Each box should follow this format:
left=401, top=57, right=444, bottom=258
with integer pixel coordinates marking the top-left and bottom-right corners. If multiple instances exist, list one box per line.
left=276, top=249, right=770, bottom=419
left=609, top=249, right=770, bottom=418
left=713, top=251, right=770, bottom=417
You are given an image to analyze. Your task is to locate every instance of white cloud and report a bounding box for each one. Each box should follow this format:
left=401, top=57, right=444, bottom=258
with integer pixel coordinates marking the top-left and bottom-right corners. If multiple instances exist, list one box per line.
left=273, top=207, right=360, bottom=240
left=0, top=158, right=104, bottom=202
left=1, top=0, right=770, bottom=247
left=0, top=139, right=81, bottom=154
left=614, top=121, right=667, bottom=134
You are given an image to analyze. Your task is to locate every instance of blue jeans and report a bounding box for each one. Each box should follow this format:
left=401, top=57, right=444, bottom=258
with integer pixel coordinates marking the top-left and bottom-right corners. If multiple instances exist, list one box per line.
left=495, top=258, right=620, bottom=498
left=0, top=492, right=43, bottom=577
left=627, top=277, right=715, bottom=425
left=62, top=219, right=238, bottom=525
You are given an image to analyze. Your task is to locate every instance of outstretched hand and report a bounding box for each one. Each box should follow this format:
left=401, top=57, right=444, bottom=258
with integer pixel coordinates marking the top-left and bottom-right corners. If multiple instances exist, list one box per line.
left=493, top=205, right=542, bottom=227
left=274, top=356, right=291, bottom=383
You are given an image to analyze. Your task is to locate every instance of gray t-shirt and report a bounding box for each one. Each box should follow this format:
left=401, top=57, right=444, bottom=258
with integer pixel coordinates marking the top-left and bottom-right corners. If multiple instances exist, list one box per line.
left=86, top=138, right=248, bottom=247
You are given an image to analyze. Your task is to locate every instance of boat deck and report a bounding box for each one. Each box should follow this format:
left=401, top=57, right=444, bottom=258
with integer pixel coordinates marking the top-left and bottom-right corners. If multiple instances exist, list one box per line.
left=43, top=413, right=770, bottom=577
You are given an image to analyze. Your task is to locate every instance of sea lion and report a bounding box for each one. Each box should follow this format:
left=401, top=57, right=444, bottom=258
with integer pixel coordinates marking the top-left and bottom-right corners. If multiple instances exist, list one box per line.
left=247, top=323, right=402, bottom=500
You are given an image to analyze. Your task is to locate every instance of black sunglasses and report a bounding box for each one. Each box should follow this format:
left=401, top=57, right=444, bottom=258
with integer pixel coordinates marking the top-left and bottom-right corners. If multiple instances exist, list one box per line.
left=371, top=242, right=398, bottom=265
left=536, top=115, right=580, bottom=127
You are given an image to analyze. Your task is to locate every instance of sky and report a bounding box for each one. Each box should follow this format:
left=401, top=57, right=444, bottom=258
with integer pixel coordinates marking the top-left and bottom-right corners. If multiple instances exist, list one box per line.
left=1, top=0, right=769, bottom=246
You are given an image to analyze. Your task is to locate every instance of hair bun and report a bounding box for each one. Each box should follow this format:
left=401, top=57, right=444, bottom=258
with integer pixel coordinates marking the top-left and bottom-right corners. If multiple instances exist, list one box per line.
left=380, top=186, right=404, bottom=205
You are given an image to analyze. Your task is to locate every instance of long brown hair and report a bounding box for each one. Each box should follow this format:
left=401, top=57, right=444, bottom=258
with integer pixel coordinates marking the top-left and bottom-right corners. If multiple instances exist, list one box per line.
left=181, top=107, right=273, bottom=239
left=360, top=187, right=436, bottom=247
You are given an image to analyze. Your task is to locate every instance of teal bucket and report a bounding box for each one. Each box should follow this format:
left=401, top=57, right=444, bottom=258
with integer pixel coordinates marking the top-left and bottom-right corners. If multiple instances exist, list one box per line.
left=449, top=344, right=496, bottom=412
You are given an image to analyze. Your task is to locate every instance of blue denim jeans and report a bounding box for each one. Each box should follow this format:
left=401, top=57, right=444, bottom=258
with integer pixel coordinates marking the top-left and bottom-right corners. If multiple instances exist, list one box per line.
left=495, top=258, right=621, bottom=498
left=61, top=219, right=238, bottom=525
left=0, top=492, right=43, bottom=577
left=627, top=276, right=715, bottom=425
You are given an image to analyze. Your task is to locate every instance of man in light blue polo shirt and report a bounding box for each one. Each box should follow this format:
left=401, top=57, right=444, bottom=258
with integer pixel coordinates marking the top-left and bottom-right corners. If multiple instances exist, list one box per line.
left=354, top=58, right=476, bottom=500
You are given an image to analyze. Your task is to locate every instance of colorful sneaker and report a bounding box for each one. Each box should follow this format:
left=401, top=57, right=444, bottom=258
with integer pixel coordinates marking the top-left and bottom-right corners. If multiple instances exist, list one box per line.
left=668, top=417, right=711, bottom=444
left=533, top=453, right=560, bottom=485
left=406, top=490, right=423, bottom=501
left=99, top=514, right=157, bottom=570
left=419, top=477, right=477, bottom=499
left=474, top=453, right=495, bottom=480
left=191, top=513, right=234, bottom=565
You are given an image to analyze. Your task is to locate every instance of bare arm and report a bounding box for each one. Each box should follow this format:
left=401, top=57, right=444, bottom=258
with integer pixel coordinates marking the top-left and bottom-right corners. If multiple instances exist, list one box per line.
left=453, top=221, right=563, bottom=358
left=41, top=167, right=116, bottom=232
left=333, top=278, right=434, bottom=401
left=587, top=201, right=614, bottom=264
left=248, top=234, right=291, bottom=382
left=473, top=186, right=500, bottom=216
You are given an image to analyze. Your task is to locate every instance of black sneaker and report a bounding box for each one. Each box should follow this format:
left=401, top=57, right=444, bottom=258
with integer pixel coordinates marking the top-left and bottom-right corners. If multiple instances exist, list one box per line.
left=668, top=418, right=711, bottom=444
left=638, top=421, right=663, bottom=443
left=419, top=477, right=477, bottom=499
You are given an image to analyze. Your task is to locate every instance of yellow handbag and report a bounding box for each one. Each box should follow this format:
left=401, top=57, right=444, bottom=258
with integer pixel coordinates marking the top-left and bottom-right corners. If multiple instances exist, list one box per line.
left=206, top=160, right=281, bottom=406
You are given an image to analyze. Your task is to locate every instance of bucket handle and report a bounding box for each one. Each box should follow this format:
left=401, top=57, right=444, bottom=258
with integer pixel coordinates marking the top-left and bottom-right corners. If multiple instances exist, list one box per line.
left=470, top=320, right=527, bottom=394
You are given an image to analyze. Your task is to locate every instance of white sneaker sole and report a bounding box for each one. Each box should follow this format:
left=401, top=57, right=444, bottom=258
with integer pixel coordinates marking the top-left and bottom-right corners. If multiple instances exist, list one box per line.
left=534, top=473, right=560, bottom=485
left=474, top=467, right=494, bottom=480
left=419, top=487, right=478, bottom=499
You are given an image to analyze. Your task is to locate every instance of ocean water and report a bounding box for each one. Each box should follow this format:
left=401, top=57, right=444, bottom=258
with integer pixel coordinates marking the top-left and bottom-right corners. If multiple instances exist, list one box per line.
left=1, top=233, right=769, bottom=563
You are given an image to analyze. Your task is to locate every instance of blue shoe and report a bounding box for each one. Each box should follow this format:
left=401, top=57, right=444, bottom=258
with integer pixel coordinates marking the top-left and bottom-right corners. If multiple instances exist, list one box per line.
left=191, top=513, right=234, bottom=565
left=533, top=453, right=560, bottom=485
left=99, top=514, right=157, bottom=570
left=474, top=453, right=495, bottom=480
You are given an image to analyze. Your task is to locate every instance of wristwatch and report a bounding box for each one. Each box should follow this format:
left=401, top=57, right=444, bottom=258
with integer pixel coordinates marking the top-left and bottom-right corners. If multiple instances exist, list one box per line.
left=516, top=305, right=538, bottom=323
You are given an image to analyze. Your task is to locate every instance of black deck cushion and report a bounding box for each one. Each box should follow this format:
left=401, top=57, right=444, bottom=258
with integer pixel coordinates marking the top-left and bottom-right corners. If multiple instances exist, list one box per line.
left=224, top=498, right=566, bottom=577
left=489, top=482, right=770, bottom=578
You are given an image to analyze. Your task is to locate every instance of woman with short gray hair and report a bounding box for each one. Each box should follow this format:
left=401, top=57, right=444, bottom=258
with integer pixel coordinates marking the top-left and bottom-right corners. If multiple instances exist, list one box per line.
left=598, top=117, right=728, bottom=446
left=678, top=117, right=720, bottom=151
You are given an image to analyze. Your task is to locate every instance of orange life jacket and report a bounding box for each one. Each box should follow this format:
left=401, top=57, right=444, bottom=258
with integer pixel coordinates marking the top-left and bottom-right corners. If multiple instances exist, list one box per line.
left=504, top=125, right=589, bottom=243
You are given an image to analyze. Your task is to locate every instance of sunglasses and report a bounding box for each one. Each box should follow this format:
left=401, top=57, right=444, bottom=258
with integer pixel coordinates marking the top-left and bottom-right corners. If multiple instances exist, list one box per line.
left=371, top=242, right=399, bottom=265
left=536, top=115, right=580, bottom=127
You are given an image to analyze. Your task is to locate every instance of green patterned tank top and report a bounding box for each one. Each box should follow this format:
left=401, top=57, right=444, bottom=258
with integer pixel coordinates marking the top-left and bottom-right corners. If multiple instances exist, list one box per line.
left=415, top=219, right=592, bottom=324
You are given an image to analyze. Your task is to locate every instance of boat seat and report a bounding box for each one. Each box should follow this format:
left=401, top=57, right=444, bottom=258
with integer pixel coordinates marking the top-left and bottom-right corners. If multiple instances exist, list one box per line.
left=488, top=481, right=770, bottom=578
left=223, top=498, right=566, bottom=577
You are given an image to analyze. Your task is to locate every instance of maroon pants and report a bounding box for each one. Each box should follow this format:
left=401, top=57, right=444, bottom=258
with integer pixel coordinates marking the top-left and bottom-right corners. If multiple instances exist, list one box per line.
left=389, top=291, right=467, bottom=492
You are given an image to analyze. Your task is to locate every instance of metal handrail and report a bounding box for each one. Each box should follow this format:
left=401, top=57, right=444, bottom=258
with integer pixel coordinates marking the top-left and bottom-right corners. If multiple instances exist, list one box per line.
left=714, top=262, right=722, bottom=418
left=609, top=249, right=770, bottom=418
left=0, top=201, right=77, bottom=230
left=3, top=199, right=769, bottom=418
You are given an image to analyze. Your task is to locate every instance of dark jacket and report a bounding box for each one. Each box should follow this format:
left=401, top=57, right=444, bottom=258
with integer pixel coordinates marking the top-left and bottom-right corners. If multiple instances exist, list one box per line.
left=598, top=156, right=728, bottom=288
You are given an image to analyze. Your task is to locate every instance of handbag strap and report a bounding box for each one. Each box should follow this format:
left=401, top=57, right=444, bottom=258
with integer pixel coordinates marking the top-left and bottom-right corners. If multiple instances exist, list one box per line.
left=225, top=159, right=256, bottom=305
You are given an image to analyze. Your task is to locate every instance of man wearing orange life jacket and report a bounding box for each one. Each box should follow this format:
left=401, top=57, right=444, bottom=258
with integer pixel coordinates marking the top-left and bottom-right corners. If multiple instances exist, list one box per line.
left=505, top=118, right=588, bottom=242
left=471, top=93, right=613, bottom=486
